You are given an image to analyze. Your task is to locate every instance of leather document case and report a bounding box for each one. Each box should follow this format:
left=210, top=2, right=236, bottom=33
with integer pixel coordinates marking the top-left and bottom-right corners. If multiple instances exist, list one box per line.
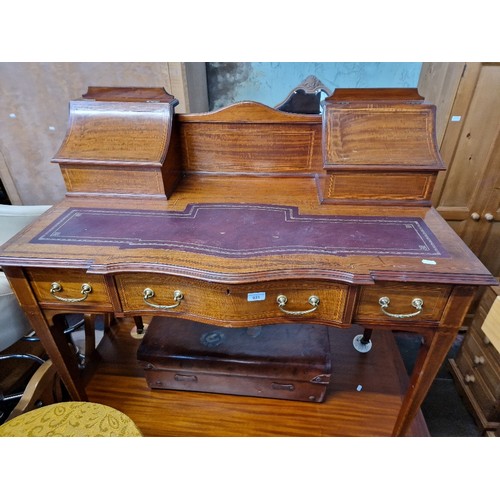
left=137, top=317, right=332, bottom=402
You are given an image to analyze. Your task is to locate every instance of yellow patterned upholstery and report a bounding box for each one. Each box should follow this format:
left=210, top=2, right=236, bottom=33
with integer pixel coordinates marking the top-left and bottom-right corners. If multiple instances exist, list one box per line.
left=0, top=402, right=142, bottom=437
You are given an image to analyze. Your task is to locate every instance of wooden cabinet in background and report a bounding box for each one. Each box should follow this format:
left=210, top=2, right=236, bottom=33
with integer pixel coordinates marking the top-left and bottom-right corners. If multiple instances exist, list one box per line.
left=450, top=286, right=500, bottom=432
left=422, top=64, right=500, bottom=432
left=419, top=62, right=500, bottom=279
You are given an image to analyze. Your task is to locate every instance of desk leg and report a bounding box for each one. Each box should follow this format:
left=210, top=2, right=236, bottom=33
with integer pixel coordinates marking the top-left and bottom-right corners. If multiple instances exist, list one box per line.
left=393, top=327, right=455, bottom=436
left=3, top=266, right=87, bottom=401
left=392, top=285, right=475, bottom=437
left=133, top=316, right=145, bottom=334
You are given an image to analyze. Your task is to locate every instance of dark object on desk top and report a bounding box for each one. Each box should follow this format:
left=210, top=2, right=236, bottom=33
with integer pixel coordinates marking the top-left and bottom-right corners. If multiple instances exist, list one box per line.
left=82, top=86, right=178, bottom=104
left=274, top=75, right=332, bottom=114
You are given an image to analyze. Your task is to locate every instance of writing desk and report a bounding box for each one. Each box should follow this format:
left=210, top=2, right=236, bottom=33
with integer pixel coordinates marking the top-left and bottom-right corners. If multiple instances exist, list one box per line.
left=0, top=87, right=496, bottom=436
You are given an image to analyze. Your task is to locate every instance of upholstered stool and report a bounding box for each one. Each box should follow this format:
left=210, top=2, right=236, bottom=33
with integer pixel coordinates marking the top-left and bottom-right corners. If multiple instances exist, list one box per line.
left=0, top=401, right=142, bottom=437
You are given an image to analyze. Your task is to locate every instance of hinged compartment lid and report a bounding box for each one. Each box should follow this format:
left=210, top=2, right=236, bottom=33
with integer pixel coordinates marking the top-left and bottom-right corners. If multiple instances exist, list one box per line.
left=53, top=100, right=174, bottom=168
left=51, top=87, right=180, bottom=198
left=322, top=88, right=445, bottom=171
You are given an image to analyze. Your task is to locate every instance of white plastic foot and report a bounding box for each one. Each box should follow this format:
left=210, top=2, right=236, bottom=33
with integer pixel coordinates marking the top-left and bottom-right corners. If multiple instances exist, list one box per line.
left=353, top=333, right=372, bottom=353
left=130, top=323, right=149, bottom=339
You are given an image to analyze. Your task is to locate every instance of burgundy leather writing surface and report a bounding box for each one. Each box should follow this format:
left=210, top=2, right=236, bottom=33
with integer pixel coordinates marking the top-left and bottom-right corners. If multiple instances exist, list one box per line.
left=31, top=204, right=448, bottom=258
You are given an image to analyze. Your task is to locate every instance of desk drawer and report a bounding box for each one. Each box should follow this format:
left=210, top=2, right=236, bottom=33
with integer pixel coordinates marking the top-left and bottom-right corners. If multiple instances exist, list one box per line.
left=354, top=283, right=451, bottom=324
left=26, top=268, right=112, bottom=309
left=115, top=273, right=352, bottom=326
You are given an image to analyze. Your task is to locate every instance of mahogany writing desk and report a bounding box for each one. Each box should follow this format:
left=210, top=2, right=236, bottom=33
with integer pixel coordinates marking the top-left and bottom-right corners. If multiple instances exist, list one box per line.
left=0, top=87, right=496, bottom=436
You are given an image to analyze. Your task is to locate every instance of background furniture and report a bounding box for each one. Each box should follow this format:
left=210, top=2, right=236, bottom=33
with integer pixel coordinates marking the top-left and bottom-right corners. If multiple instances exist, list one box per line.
left=0, top=204, right=103, bottom=421
left=419, top=62, right=500, bottom=281
left=0, top=205, right=50, bottom=419
left=420, top=63, right=500, bottom=434
left=0, top=400, right=142, bottom=437
left=0, top=205, right=51, bottom=349
left=0, top=62, right=209, bottom=205
left=450, top=285, right=500, bottom=432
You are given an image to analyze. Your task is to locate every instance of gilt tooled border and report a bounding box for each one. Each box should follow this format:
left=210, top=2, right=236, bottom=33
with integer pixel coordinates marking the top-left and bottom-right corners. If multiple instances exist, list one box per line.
left=32, top=204, right=447, bottom=258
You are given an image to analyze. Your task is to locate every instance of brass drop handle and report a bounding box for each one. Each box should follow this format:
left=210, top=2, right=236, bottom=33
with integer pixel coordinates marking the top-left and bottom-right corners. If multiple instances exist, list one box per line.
left=276, top=294, right=320, bottom=315
left=484, top=213, right=494, bottom=222
left=143, top=288, right=183, bottom=310
left=378, top=296, right=424, bottom=318
left=473, top=355, right=485, bottom=366
left=470, top=212, right=481, bottom=221
left=50, top=282, right=92, bottom=302
left=464, top=373, right=475, bottom=384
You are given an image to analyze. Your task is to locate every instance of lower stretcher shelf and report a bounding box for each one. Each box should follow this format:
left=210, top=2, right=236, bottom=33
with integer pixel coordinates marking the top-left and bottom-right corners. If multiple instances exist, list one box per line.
left=84, top=317, right=429, bottom=436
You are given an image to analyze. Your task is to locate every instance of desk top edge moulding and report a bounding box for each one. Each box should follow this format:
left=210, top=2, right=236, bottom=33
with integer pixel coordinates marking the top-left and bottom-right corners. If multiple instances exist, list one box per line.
left=0, top=86, right=497, bottom=437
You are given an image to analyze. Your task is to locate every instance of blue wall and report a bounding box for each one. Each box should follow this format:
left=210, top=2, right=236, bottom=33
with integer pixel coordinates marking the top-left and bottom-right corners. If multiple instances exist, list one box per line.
left=206, top=62, right=422, bottom=110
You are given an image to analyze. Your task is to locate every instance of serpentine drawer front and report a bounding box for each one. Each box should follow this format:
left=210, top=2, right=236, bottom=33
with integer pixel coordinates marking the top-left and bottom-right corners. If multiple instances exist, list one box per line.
left=115, top=273, right=353, bottom=325
left=354, top=283, right=452, bottom=323
left=26, top=268, right=113, bottom=310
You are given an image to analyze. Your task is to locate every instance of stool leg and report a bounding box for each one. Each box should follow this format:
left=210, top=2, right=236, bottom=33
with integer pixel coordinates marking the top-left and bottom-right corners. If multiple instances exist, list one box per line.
left=83, top=314, right=96, bottom=365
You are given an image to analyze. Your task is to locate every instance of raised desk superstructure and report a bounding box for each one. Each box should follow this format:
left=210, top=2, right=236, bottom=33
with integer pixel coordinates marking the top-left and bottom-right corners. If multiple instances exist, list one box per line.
left=0, top=87, right=496, bottom=436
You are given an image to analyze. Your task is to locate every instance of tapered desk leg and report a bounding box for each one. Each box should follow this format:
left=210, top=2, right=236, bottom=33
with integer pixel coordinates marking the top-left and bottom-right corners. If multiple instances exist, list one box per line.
left=392, top=285, right=475, bottom=437
left=392, top=327, right=455, bottom=436
left=133, top=316, right=145, bottom=334
left=3, top=266, right=87, bottom=401
left=130, top=315, right=148, bottom=339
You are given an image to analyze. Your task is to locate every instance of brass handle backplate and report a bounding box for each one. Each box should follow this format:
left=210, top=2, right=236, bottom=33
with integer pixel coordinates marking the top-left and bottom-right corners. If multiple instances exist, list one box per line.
left=378, top=296, right=423, bottom=318
left=50, top=282, right=92, bottom=303
left=276, top=294, right=320, bottom=316
left=143, top=288, right=183, bottom=310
